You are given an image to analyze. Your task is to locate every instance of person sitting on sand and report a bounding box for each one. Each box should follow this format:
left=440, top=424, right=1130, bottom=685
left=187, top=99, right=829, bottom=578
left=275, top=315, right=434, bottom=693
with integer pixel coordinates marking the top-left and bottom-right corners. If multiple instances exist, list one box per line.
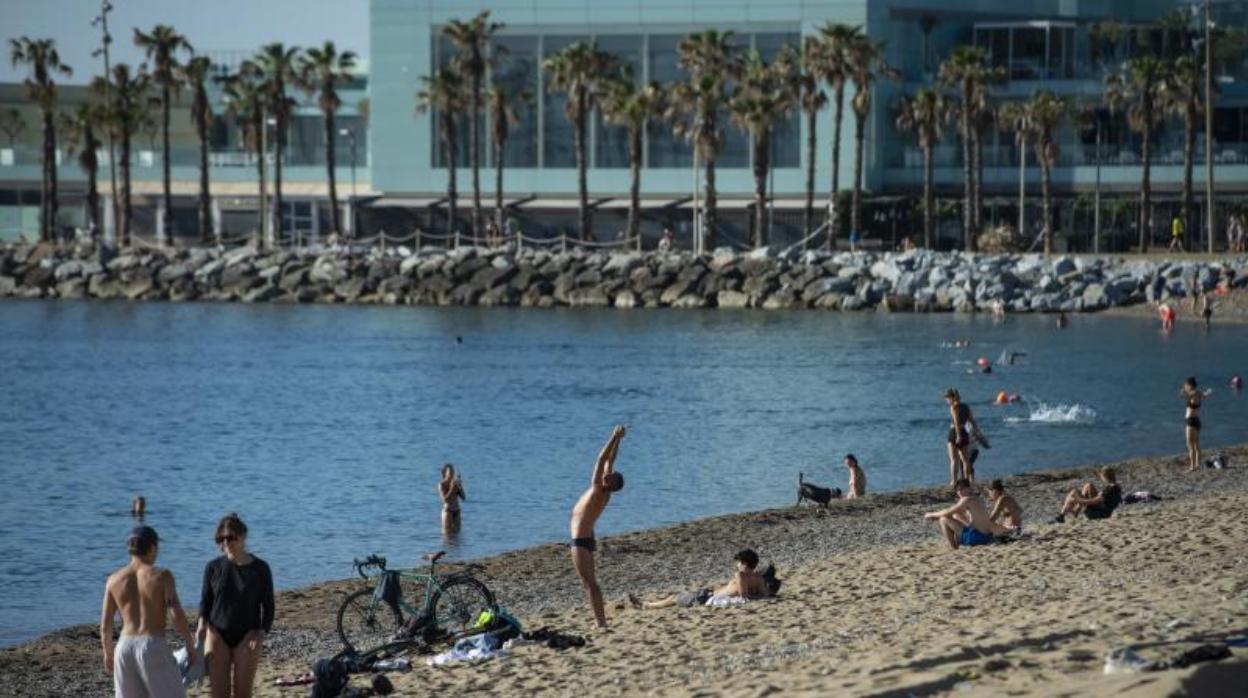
left=628, top=549, right=768, bottom=609
left=1053, top=467, right=1122, bottom=523
left=570, top=425, right=626, bottom=628
left=844, top=454, right=866, bottom=499
left=101, top=525, right=196, bottom=698
left=986, top=479, right=1023, bottom=533
left=923, top=479, right=1013, bottom=549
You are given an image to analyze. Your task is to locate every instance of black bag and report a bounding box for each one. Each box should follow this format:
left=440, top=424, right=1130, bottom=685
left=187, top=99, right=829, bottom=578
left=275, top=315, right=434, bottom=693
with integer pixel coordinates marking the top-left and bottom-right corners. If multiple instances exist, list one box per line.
left=760, top=563, right=782, bottom=597
left=376, top=571, right=402, bottom=616
left=308, top=658, right=348, bottom=698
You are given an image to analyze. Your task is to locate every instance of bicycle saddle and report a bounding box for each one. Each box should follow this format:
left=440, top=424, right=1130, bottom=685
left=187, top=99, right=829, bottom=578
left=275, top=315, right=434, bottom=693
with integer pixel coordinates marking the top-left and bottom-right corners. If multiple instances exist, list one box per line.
left=423, top=550, right=446, bottom=563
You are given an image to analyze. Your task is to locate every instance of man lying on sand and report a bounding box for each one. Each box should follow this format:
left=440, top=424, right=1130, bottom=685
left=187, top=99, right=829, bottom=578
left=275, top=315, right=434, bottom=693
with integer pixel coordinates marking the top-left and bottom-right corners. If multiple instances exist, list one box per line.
left=570, top=425, right=626, bottom=629
left=923, top=479, right=1013, bottom=549
left=986, top=479, right=1023, bottom=533
left=628, top=549, right=768, bottom=609
left=1053, top=467, right=1122, bottom=523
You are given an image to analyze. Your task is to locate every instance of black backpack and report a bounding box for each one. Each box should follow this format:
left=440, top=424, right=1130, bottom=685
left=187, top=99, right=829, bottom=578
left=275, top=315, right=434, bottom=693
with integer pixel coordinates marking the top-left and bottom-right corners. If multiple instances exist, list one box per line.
left=309, top=657, right=348, bottom=698
left=760, top=564, right=782, bottom=597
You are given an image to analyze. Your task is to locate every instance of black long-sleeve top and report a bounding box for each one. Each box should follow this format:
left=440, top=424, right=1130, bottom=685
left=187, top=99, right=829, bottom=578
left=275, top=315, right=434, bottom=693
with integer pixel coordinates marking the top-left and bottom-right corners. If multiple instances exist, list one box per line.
left=199, top=555, right=275, bottom=635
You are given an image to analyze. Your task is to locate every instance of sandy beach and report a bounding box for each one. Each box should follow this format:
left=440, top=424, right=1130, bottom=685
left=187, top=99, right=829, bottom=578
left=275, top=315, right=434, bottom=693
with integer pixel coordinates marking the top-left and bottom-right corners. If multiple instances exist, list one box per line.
left=4, top=441, right=1247, bottom=697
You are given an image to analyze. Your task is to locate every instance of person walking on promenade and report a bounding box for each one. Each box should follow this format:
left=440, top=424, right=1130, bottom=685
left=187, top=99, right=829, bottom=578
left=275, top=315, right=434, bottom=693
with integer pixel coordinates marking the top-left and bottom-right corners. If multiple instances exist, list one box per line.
left=1181, top=377, right=1209, bottom=472
left=198, top=513, right=274, bottom=698
left=1169, top=215, right=1185, bottom=253
left=944, top=389, right=982, bottom=485
left=439, top=463, right=466, bottom=535
left=101, top=525, right=196, bottom=698
left=570, top=425, right=626, bottom=629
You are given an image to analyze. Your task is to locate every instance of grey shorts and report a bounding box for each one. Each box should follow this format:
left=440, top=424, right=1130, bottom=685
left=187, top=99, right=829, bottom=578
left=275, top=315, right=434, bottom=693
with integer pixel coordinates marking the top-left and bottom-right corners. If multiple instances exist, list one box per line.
left=114, top=634, right=185, bottom=698
left=676, top=588, right=713, bottom=607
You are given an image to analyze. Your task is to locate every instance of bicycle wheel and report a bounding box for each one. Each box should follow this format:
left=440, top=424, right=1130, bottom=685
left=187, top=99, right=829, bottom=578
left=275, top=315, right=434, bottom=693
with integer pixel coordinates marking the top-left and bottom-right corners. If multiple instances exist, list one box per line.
left=336, top=588, right=403, bottom=653
left=429, top=576, right=495, bottom=636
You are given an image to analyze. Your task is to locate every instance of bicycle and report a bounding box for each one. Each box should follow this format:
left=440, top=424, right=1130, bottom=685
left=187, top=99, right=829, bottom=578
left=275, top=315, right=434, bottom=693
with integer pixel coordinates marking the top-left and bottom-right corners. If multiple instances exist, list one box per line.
left=336, top=551, right=496, bottom=654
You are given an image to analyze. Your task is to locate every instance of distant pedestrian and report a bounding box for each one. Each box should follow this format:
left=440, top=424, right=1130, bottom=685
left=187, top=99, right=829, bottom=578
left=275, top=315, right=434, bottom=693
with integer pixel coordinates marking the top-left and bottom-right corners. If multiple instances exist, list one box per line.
left=1169, top=215, right=1185, bottom=253
left=658, top=227, right=674, bottom=252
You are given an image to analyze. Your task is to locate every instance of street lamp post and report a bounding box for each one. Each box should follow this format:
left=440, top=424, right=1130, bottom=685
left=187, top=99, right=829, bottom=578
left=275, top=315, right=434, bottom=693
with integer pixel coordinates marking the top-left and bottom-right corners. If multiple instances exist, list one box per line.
left=91, top=0, right=118, bottom=245
left=339, top=127, right=357, bottom=240
left=1204, top=0, right=1215, bottom=253
left=259, top=113, right=276, bottom=249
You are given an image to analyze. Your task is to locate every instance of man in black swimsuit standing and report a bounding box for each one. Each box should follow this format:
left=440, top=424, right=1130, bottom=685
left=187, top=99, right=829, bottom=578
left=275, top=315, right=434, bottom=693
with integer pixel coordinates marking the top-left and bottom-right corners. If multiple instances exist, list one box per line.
left=570, top=425, right=626, bottom=628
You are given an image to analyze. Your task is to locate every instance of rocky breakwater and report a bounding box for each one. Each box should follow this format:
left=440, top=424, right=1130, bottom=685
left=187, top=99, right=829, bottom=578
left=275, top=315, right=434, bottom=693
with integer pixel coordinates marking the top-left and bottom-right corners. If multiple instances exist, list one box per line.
left=1, top=241, right=1244, bottom=312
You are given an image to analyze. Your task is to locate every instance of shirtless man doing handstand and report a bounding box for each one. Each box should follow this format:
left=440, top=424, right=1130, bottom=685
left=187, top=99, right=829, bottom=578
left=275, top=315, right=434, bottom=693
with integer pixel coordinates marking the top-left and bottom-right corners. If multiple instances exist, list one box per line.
left=570, top=425, right=626, bottom=628
left=101, top=525, right=196, bottom=698
left=923, top=479, right=1012, bottom=549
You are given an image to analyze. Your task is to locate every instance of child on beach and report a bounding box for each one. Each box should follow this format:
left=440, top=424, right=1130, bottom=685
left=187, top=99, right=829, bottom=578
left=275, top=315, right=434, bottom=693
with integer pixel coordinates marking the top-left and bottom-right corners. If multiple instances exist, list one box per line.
left=922, top=479, right=1012, bottom=549
left=628, top=549, right=772, bottom=610
left=101, top=525, right=196, bottom=698
left=1053, top=467, right=1122, bottom=522
left=570, top=426, right=627, bottom=628
left=986, top=479, right=1023, bottom=534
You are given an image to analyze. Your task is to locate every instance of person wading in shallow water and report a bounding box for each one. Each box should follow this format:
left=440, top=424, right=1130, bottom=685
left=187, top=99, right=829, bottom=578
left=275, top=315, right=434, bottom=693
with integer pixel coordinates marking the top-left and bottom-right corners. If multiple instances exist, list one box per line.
left=570, top=425, right=626, bottom=629
left=439, top=464, right=466, bottom=535
left=1181, top=377, right=1209, bottom=472
left=944, top=389, right=983, bottom=485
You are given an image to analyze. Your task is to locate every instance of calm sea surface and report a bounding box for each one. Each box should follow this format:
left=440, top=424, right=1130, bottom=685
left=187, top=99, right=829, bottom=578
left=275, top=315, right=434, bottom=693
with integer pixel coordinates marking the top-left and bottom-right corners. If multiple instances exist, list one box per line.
left=1, top=300, right=1245, bottom=645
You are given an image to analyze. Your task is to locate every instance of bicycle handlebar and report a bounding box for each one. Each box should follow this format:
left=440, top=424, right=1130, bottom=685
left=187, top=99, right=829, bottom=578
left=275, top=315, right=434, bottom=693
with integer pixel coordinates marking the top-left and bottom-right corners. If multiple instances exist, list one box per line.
left=352, top=554, right=387, bottom=579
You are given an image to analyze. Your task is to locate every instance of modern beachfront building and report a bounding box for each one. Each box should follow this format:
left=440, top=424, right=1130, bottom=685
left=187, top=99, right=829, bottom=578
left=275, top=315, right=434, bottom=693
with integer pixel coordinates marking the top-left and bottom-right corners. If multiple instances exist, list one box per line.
left=2, top=0, right=1247, bottom=250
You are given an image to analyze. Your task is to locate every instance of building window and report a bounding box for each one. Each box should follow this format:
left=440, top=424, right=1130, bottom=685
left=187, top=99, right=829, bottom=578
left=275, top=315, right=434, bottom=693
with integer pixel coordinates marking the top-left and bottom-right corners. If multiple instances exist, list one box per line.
left=542, top=35, right=580, bottom=168
left=594, top=34, right=644, bottom=169
left=646, top=34, right=692, bottom=168
left=493, top=35, right=539, bottom=168
left=281, top=200, right=314, bottom=234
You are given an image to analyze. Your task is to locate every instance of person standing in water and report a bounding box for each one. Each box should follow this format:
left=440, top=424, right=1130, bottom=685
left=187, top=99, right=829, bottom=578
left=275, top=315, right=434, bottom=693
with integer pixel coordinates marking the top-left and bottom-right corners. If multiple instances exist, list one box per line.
left=1181, top=377, right=1209, bottom=472
left=101, top=525, right=196, bottom=698
left=944, top=389, right=982, bottom=485
left=570, top=425, right=626, bottom=628
left=438, top=464, right=466, bottom=535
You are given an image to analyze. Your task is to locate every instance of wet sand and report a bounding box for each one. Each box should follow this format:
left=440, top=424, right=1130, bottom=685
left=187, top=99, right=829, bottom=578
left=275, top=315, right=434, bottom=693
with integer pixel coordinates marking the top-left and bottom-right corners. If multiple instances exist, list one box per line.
left=3, top=443, right=1247, bottom=697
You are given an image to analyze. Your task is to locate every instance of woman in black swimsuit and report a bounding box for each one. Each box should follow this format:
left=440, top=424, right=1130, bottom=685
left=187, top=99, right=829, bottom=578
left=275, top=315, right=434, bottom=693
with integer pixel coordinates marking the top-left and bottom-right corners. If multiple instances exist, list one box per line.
left=1181, top=377, right=1207, bottom=472
left=944, top=389, right=978, bottom=485
left=198, top=513, right=274, bottom=698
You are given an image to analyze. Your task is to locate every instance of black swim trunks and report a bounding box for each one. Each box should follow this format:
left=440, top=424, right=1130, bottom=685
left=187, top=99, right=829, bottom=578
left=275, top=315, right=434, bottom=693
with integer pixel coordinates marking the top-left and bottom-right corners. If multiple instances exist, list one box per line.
left=570, top=537, right=596, bottom=552
left=1186, top=416, right=1202, bottom=430
left=948, top=427, right=970, bottom=447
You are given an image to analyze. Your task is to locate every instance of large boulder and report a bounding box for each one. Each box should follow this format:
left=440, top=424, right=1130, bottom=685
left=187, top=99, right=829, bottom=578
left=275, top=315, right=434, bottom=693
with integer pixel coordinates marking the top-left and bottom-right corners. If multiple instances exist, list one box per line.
left=567, top=287, right=610, bottom=307
left=54, top=260, right=85, bottom=281
left=613, top=290, right=638, bottom=308
left=242, top=285, right=282, bottom=303
left=0, top=275, right=16, bottom=296
left=715, top=290, right=750, bottom=308
left=56, top=278, right=88, bottom=299
left=603, top=252, right=643, bottom=275
left=123, top=277, right=154, bottom=300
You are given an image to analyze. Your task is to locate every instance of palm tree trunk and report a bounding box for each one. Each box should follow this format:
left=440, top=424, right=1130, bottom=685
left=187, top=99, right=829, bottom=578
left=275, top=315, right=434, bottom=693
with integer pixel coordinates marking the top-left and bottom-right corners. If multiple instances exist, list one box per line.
left=198, top=117, right=211, bottom=243
left=804, top=107, right=816, bottom=243
left=959, top=88, right=973, bottom=250
left=160, top=83, right=172, bottom=245
left=446, top=118, right=458, bottom=245
left=494, top=133, right=506, bottom=236
left=86, top=129, right=101, bottom=238
left=121, top=128, right=132, bottom=246
left=1041, top=158, right=1053, bottom=254
left=575, top=91, right=589, bottom=241
left=827, top=85, right=845, bottom=246
left=753, top=129, right=769, bottom=249
left=41, top=110, right=52, bottom=242
left=255, top=112, right=266, bottom=248
left=470, top=70, right=482, bottom=242
left=1181, top=106, right=1195, bottom=252
left=704, top=154, right=718, bottom=250
left=627, top=125, right=641, bottom=240
left=274, top=114, right=285, bottom=244
left=851, top=112, right=865, bottom=241
left=1139, top=119, right=1152, bottom=252
left=324, top=107, right=341, bottom=237
left=923, top=143, right=933, bottom=249
left=1017, top=136, right=1026, bottom=239
left=971, top=127, right=982, bottom=250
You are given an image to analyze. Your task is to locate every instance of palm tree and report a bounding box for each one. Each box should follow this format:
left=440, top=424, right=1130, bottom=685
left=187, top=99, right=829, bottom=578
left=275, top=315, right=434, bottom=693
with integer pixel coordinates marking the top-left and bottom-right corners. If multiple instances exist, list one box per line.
left=600, top=67, right=663, bottom=243
left=542, top=41, right=616, bottom=241
left=817, top=23, right=860, bottom=245
left=442, top=11, right=505, bottom=243
left=846, top=37, right=897, bottom=243
left=297, top=41, right=358, bottom=239
left=0, top=107, right=25, bottom=146
left=178, top=56, right=214, bottom=243
left=1024, top=90, right=1065, bottom=255
left=895, top=88, right=951, bottom=249
left=92, top=64, right=149, bottom=246
left=416, top=67, right=466, bottom=240
left=997, top=101, right=1031, bottom=243
left=9, top=37, right=71, bottom=243
left=486, top=82, right=529, bottom=235
left=134, top=25, right=192, bottom=245
left=1074, top=105, right=1107, bottom=253
left=57, top=103, right=104, bottom=238
left=939, top=45, right=999, bottom=250
left=254, top=43, right=300, bottom=239
left=671, top=29, right=741, bottom=248
left=796, top=36, right=828, bottom=241
left=1106, top=57, right=1168, bottom=252
left=220, top=64, right=267, bottom=246
left=1164, top=55, right=1203, bottom=251
left=728, top=49, right=797, bottom=248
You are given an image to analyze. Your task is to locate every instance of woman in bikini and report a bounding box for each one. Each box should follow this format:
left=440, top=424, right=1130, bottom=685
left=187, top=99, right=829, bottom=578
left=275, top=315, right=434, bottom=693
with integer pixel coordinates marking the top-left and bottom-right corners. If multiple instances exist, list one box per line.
left=944, top=389, right=979, bottom=485
left=1182, top=377, right=1208, bottom=472
left=439, top=464, right=466, bottom=534
left=198, top=513, right=274, bottom=698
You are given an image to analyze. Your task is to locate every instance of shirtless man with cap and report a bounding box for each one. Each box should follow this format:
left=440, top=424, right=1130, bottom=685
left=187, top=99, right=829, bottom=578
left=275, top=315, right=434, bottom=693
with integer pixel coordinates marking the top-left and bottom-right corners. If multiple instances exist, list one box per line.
left=570, top=425, right=626, bottom=628
left=101, top=525, right=196, bottom=698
